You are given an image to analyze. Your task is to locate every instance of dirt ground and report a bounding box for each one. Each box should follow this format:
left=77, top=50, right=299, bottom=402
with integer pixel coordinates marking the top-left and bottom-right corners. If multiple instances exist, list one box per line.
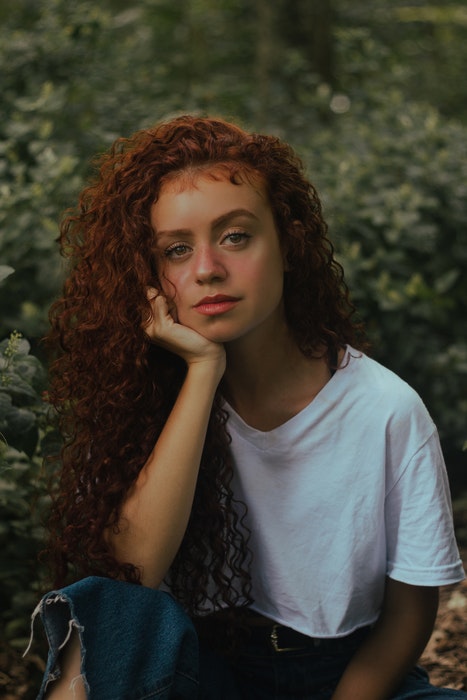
left=418, top=557, right=467, bottom=692
left=2, top=555, right=467, bottom=698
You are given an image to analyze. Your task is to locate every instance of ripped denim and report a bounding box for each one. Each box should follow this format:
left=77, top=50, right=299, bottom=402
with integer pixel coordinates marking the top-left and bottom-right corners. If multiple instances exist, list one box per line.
left=28, top=577, right=467, bottom=699
left=28, top=576, right=198, bottom=699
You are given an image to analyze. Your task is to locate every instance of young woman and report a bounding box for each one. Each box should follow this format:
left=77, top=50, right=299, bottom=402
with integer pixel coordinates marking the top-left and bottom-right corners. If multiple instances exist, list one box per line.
left=34, top=115, right=465, bottom=699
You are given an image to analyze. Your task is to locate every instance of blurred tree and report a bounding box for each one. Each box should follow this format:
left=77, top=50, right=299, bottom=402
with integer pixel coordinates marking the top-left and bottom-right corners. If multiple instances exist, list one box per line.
left=335, top=1, right=467, bottom=122
left=255, top=0, right=275, bottom=125
left=283, top=0, right=336, bottom=86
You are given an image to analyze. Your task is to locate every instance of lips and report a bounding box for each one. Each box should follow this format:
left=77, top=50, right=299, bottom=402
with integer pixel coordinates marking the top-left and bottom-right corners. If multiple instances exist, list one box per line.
left=194, top=295, right=240, bottom=316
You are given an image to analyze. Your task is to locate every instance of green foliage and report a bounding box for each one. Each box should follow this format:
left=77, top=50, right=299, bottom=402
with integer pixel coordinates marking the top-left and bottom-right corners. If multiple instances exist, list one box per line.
left=0, top=329, right=54, bottom=649
left=1, top=332, right=46, bottom=456
left=0, top=3, right=103, bottom=338
left=336, top=2, right=467, bottom=121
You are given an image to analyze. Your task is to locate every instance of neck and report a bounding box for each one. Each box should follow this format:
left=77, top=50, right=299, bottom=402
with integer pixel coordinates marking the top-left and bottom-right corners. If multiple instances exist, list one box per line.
left=222, top=323, right=332, bottom=431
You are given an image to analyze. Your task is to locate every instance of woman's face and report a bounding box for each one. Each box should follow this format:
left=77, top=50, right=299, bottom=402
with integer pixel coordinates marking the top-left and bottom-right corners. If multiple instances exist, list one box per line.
left=151, top=171, right=288, bottom=345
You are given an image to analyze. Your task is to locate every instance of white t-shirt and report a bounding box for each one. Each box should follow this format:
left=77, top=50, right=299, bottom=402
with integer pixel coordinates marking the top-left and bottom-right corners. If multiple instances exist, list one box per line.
left=225, top=347, right=464, bottom=638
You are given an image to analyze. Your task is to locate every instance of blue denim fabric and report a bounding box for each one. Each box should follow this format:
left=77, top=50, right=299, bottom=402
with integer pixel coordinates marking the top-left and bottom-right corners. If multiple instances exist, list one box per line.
left=32, top=576, right=198, bottom=699
left=394, top=667, right=467, bottom=699
left=32, top=576, right=467, bottom=699
left=198, top=641, right=467, bottom=699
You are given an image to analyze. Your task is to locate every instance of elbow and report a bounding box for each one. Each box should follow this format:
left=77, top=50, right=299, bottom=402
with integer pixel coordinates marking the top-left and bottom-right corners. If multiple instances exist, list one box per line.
left=104, top=523, right=167, bottom=590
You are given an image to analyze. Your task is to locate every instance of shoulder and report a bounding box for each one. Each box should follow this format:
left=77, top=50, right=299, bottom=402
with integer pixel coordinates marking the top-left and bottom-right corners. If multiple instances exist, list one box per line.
left=344, top=347, right=430, bottom=413
left=340, top=347, right=436, bottom=447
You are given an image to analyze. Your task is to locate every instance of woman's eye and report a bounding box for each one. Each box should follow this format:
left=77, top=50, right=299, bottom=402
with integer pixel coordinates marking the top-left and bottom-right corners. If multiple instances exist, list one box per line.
left=164, top=243, right=190, bottom=259
left=223, top=231, right=251, bottom=246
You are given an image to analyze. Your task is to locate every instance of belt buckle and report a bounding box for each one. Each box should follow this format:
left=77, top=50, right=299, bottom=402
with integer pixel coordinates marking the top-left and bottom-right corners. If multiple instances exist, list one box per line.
left=270, top=624, right=301, bottom=653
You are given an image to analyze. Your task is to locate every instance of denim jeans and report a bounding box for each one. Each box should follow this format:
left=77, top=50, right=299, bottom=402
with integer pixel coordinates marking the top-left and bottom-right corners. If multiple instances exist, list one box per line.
left=31, top=576, right=467, bottom=699
left=198, top=639, right=467, bottom=699
left=31, top=577, right=198, bottom=699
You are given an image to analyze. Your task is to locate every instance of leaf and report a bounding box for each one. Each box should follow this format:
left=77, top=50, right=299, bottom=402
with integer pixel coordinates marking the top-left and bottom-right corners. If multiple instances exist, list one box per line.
left=0, top=265, right=15, bottom=284
left=434, top=269, right=460, bottom=295
left=6, top=406, right=36, bottom=434
left=0, top=391, right=13, bottom=419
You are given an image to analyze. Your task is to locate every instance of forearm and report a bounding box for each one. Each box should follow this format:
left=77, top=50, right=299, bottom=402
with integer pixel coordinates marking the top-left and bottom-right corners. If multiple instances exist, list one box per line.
left=107, top=359, right=222, bottom=587
left=331, top=580, right=438, bottom=700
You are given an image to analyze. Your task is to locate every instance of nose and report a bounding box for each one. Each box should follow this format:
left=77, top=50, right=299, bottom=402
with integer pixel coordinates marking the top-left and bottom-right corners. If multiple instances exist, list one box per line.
left=194, top=245, right=227, bottom=284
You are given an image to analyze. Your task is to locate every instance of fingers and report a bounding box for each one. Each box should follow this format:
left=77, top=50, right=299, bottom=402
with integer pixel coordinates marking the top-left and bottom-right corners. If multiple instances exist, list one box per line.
left=148, top=290, right=167, bottom=320
left=142, top=288, right=225, bottom=367
left=146, top=287, right=178, bottom=320
left=146, top=286, right=159, bottom=303
left=143, top=288, right=177, bottom=344
left=144, top=290, right=164, bottom=341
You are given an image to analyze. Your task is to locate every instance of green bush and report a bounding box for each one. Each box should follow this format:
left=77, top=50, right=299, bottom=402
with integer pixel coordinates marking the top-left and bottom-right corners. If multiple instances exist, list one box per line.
left=0, top=321, right=54, bottom=650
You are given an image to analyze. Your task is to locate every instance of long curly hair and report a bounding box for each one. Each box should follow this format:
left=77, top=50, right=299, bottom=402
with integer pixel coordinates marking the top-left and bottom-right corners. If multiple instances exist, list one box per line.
left=45, top=115, right=366, bottom=614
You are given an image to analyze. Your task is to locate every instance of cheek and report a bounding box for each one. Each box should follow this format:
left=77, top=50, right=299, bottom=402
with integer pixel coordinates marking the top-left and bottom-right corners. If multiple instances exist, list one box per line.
left=252, top=254, right=285, bottom=291
left=158, top=268, right=190, bottom=304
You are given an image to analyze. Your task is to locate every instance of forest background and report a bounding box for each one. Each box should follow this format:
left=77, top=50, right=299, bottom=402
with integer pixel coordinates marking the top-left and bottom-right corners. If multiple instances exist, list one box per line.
left=1, top=0, right=467, bottom=694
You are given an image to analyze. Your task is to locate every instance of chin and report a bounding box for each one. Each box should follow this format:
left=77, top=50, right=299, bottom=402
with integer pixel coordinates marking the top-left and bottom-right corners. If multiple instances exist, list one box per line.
left=179, top=315, right=235, bottom=340
left=201, top=330, right=240, bottom=344
left=191, top=324, right=245, bottom=345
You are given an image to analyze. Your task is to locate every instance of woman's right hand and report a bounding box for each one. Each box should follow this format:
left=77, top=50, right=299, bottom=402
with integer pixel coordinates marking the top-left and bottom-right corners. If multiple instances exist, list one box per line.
left=110, top=288, right=227, bottom=587
left=144, top=288, right=226, bottom=377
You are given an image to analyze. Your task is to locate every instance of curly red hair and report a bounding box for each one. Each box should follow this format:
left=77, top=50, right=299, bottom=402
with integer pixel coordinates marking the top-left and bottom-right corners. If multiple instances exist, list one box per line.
left=45, top=115, right=366, bottom=613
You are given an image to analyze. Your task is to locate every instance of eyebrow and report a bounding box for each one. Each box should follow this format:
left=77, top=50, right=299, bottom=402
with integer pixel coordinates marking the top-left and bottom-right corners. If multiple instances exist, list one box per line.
left=155, top=208, right=259, bottom=238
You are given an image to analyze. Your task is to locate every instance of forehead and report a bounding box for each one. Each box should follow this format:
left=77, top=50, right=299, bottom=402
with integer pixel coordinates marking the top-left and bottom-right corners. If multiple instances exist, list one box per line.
left=157, top=163, right=265, bottom=196
left=151, top=167, right=270, bottom=230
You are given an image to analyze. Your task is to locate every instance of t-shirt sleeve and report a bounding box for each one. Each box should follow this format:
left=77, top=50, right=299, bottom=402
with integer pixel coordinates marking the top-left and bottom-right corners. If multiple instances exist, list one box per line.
left=385, top=428, right=464, bottom=586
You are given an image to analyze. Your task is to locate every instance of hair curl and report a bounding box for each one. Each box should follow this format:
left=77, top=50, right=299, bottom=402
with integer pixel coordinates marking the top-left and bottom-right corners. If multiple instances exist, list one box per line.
left=45, top=115, right=366, bottom=615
